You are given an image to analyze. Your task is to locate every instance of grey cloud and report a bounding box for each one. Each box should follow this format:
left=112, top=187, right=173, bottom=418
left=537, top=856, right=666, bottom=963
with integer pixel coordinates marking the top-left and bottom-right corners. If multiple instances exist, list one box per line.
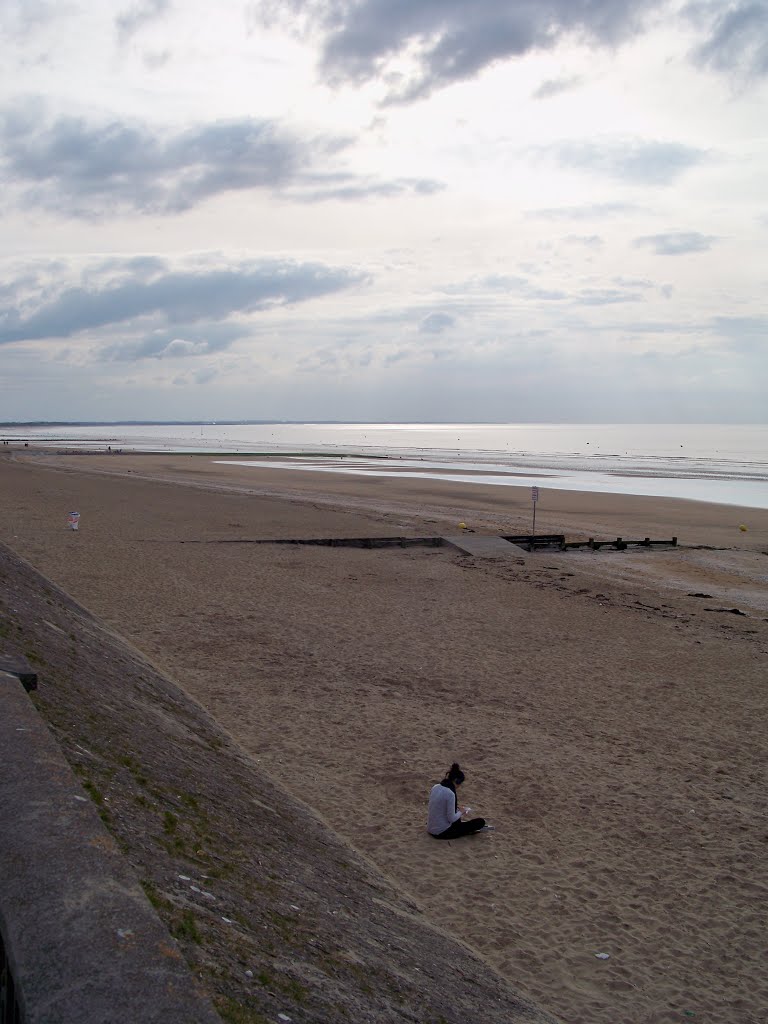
left=82, top=256, right=167, bottom=285
left=285, top=175, right=442, bottom=203
left=439, top=274, right=528, bottom=295
left=254, top=0, right=667, bottom=102
left=613, top=276, right=653, bottom=288
left=99, top=323, right=248, bottom=361
left=252, top=1, right=764, bottom=103
left=542, top=137, right=708, bottom=185
left=0, top=271, right=45, bottom=304
left=0, top=0, right=56, bottom=38
left=0, top=105, right=320, bottom=216
left=143, top=49, right=172, bottom=70
left=0, top=103, right=436, bottom=217
left=533, top=75, right=583, bottom=100
left=711, top=315, right=768, bottom=351
left=116, top=0, right=170, bottom=45
left=296, top=347, right=342, bottom=372
left=633, top=231, right=717, bottom=254
left=0, top=259, right=365, bottom=345
left=441, top=272, right=570, bottom=302
left=162, top=339, right=204, bottom=357
left=419, top=312, right=456, bottom=334
left=382, top=349, right=411, bottom=366
left=712, top=314, right=768, bottom=333
left=479, top=274, right=528, bottom=291
left=171, top=364, right=220, bottom=386
left=528, top=202, right=642, bottom=220
left=608, top=319, right=703, bottom=335
left=573, top=288, right=640, bottom=305
left=193, top=367, right=219, bottom=384
left=565, top=234, right=603, bottom=248
left=689, top=1, right=768, bottom=77
left=527, top=288, right=568, bottom=301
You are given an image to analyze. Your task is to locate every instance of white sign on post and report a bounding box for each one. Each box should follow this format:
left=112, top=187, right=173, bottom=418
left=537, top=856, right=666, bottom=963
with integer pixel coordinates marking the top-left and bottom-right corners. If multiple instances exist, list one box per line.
left=531, top=486, right=539, bottom=502
left=530, top=487, right=539, bottom=544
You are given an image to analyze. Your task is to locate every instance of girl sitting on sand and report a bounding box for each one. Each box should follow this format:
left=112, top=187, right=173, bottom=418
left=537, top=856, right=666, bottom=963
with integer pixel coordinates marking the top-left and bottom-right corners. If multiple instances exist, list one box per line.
left=427, top=763, right=487, bottom=839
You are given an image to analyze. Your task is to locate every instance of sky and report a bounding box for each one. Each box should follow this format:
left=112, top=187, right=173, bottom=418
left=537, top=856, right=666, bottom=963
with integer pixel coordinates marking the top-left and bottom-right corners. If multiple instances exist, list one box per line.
left=1, top=0, right=766, bottom=423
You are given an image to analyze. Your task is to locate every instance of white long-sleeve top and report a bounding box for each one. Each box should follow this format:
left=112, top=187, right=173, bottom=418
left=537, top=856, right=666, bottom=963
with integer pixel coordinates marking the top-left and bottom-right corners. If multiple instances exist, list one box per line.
left=427, top=783, right=462, bottom=835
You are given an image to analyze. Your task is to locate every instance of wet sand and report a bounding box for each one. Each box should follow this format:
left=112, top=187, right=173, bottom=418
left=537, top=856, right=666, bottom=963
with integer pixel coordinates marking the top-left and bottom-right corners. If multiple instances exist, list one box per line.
left=2, top=450, right=767, bottom=1024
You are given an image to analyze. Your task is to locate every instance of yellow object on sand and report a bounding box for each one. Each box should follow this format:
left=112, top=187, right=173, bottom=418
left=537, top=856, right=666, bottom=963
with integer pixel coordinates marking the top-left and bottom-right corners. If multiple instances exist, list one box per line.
left=458, top=522, right=467, bottom=529
left=739, top=524, right=748, bottom=532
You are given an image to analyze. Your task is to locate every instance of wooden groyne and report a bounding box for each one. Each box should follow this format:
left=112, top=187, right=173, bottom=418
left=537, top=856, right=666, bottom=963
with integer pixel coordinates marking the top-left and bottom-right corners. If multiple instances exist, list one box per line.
left=172, top=534, right=679, bottom=555
left=564, top=536, right=678, bottom=551
left=179, top=536, right=445, bottom=549
left=502, top=534, right=678, bottom=552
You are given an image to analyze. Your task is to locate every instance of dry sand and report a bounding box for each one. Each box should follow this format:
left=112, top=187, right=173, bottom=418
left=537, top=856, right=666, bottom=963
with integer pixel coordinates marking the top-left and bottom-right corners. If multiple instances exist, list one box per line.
left=2, top=450, right=767, bottom=1024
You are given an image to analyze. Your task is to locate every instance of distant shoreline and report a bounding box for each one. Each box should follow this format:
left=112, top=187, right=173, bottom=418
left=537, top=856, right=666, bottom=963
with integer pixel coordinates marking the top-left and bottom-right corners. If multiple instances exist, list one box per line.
left=10, top=447, right=768, bottom=540
left=15, top=442, right=764, bottom=510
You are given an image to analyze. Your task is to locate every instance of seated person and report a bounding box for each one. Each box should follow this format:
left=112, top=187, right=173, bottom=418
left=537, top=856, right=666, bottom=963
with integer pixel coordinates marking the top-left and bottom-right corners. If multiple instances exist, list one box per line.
left=427, top=762, right=487, bottom=839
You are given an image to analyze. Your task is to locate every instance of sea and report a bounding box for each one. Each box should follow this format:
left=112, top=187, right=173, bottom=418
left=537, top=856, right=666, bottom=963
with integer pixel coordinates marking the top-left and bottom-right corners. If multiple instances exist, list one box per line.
left=3, top=422, right=767, bottom=510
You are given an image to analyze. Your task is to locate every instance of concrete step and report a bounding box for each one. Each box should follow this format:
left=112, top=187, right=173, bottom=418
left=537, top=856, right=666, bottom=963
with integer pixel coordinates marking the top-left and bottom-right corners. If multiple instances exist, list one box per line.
left=442, top=534, right=527, bottom=557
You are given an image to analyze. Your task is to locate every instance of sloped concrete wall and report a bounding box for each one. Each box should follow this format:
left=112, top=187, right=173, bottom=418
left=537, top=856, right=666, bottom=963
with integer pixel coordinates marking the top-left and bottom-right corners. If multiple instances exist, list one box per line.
left=0, top=670, right=221, bottom=1024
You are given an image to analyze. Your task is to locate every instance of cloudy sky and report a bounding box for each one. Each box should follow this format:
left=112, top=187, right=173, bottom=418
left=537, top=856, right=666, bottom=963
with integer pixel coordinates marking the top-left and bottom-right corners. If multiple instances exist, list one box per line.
left=1, top=0, right=766, bottom=422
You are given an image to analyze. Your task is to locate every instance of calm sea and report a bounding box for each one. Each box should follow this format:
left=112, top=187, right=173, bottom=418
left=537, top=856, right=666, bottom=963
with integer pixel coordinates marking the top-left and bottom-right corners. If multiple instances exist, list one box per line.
left=3, top=422, right=767, bottom=510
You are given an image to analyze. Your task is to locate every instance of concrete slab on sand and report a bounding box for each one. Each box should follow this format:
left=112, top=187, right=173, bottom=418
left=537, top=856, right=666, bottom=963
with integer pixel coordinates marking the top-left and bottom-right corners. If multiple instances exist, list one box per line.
left=443, top=534, right=527, bottom=557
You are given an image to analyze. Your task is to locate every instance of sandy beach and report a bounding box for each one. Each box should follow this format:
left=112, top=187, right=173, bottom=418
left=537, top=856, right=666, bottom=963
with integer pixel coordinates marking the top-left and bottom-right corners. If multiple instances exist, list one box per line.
left=1, top=450, right=767, bottom=1024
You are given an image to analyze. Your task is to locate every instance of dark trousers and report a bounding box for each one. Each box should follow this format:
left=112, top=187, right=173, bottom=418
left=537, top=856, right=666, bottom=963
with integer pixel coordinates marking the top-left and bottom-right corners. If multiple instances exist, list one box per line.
left=433, top=817, right=486, bottom=839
